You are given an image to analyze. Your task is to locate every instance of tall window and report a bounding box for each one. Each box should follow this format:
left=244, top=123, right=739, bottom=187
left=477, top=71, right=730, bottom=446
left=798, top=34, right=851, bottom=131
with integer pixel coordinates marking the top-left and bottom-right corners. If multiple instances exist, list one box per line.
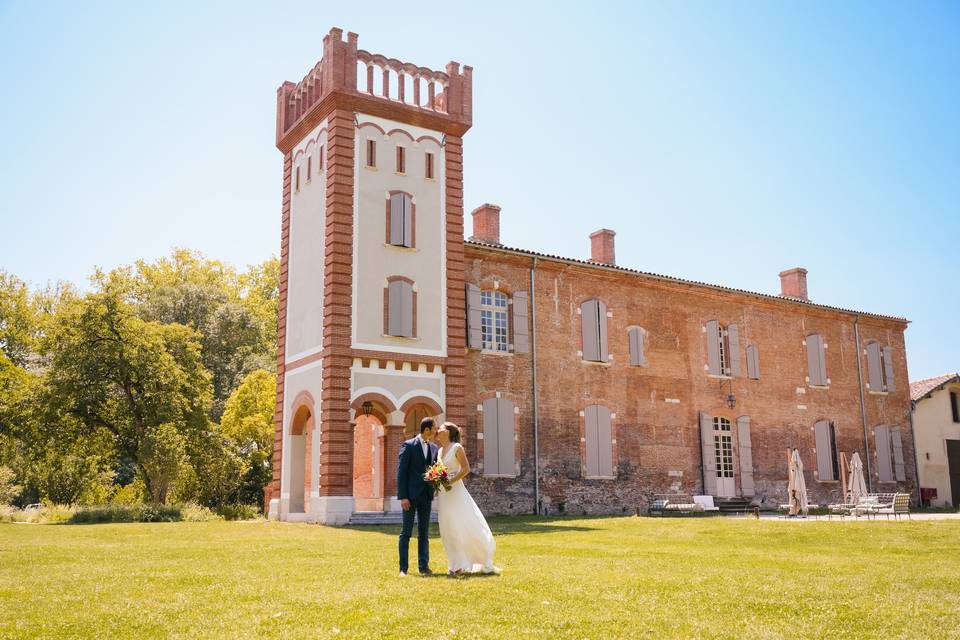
left=628, top=327, right=646, bottom=366
left=482, top=397, right=516, bottom=476
left=480, top=290, right=508, bottom=352
left=306, top=155, right=312, bottom=180
left=581, top=299, right=609, bottom=363
left=396, top=146, right=406, bottom=173
left=713, top=417, right=734, bottom=481
left=425, top=152, right=435, bottom=179
left=865, top=341, right=896, bottom=392
left=366, top=139, right=376, bottom=167
left=387, top=192, right=414, bottom=248
left=814, top=420, right=839, bottom=481
left=584, top=404, right=614, bottom=478
left=385, top=278, right=415, bottom=338
left=295, top=166, right=300, bottom=191
left=705, top=321, right=741, bottom=376
left=951, top=391, right=960, bottom=423
left=805, top=333, right=828, bottom=386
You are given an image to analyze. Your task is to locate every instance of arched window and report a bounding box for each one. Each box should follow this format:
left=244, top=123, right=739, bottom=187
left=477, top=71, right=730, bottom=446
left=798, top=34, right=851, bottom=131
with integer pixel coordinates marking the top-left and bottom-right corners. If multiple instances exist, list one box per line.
left=385, top=277, right=415, bottom=338
left=386, top=192, right=414, bottom=248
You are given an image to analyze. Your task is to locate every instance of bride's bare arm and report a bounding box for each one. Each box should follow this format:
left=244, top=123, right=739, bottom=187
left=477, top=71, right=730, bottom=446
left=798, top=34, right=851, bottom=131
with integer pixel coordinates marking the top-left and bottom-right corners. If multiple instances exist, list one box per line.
left=451, top=445, right=471, bottom=484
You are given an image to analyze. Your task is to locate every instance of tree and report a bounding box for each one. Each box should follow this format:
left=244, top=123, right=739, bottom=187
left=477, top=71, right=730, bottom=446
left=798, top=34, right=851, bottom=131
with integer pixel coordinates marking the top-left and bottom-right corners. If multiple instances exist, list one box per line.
left=42, top=275, right=212, bottom=501
left=0, top=271, right=39, bottom=368
left=137, top=423, right=189, bottom=504
left=221, top=369, right=275, bottom=505
left=0, top=466, right=20, bottom=505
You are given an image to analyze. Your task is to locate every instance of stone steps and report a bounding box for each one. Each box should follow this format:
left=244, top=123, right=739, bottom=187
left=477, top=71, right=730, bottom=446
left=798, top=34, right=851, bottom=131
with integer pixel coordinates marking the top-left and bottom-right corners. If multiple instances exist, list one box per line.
left=714, top=497, right=754, bottom=514
left=348, top=511, right=439, bottom=526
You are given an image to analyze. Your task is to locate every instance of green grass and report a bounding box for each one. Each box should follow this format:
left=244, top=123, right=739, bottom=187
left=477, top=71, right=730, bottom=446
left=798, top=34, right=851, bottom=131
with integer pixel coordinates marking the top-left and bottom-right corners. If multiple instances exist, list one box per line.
left=2, top=516, right=959, bottom=639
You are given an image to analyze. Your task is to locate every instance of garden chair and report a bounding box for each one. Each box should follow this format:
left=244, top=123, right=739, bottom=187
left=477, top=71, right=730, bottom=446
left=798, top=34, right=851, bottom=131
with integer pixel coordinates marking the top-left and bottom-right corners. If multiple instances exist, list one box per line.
left=874, top=493, right=911, bottom=520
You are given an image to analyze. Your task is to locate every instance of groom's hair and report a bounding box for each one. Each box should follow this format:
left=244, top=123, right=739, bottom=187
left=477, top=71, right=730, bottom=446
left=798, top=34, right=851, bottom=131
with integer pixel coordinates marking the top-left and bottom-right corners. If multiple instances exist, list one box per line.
left=419, top=417, right=435, bottom=433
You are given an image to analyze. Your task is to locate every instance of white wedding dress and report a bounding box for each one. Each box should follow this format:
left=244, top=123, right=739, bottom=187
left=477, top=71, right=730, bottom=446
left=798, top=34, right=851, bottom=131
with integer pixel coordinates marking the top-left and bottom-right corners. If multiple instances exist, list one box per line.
left=436, top=443, right=498, bottom=573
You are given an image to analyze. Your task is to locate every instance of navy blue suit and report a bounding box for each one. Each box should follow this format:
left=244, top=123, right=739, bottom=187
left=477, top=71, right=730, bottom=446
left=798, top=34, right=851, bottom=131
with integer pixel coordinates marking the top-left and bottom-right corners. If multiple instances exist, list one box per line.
left=397, top=436, right=438, bottom=573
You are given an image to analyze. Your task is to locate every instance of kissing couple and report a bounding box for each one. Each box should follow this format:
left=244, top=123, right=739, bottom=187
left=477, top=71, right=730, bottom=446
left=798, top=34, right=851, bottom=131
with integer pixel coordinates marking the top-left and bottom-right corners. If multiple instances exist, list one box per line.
left=397, top=417, right=500, bottom=576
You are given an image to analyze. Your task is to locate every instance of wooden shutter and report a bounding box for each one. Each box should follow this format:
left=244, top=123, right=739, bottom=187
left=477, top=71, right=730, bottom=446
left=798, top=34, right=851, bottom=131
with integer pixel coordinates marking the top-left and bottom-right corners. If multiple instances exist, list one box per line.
left=402, top=194, right=413, bottom=248
left=584, top=405, right=599, bottom=477
left=737, top=416, right=755, bottom=497
left=882, top=346, right=896, bottom=392
left=700, top=412, right=717, bottom=495
left=597, top=300, right=609, bottom=362
left=513, top=291, right=529, bottom=354
left=497, top=399, right=515, bottom=475
left=875, top=425, right=893, bottom=482
left=591, top=406, right=612, bottom=477
left=581, top=300, right=600, bottom=362
left=727, top=323, right=742, bottom=377
left=891, top=427, right=905, bottom=481
left=952, top=392, right=960, bottom=423
left=806, top=334, right=825, bottom=385
left=387, top=281, right=402, bottom=336
left=389, top=193, right=405, bottom=246
left=706, top=321, right=720, bottom=375
left=814, top=420, right=835, bottom=481
left=865, top=342, right=882, bottom=391
left=628, top=328, right=641, bottom=366
left=466, top=284, right=482, bottom=349
left=482, top=398, right=500, bottom=475
left=746, top=344, right=759, bottom=379
left=400, top=283, right=414, bottom=337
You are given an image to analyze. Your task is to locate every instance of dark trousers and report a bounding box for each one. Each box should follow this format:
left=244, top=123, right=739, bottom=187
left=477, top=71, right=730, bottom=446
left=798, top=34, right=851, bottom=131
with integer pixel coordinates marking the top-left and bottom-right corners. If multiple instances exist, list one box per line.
left=398, top=494, right=432, bottom=573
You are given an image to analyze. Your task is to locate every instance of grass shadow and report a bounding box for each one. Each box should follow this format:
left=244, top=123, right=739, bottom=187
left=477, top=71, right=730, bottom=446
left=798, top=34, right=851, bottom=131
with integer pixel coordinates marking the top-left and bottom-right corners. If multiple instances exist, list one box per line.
left=341, top=515, right=605, bottom=537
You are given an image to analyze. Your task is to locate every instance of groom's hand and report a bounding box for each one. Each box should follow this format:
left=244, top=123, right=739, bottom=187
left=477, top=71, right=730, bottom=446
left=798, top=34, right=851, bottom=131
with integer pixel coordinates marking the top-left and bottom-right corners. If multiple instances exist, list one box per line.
left=401, top=499, right=411, bottom=511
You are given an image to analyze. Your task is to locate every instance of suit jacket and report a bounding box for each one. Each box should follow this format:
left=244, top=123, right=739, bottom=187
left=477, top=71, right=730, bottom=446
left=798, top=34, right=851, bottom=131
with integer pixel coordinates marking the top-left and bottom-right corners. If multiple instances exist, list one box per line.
left=397, top=436, right=438, bottom=501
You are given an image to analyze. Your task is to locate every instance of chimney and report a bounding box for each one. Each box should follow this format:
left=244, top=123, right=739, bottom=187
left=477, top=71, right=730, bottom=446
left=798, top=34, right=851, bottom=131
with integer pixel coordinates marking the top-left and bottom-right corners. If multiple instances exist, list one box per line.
left=590, top=229, right=616, bottom=266
left=469, top=204, right=501, bottom=245
left=779, top=268, right=809, bottom=301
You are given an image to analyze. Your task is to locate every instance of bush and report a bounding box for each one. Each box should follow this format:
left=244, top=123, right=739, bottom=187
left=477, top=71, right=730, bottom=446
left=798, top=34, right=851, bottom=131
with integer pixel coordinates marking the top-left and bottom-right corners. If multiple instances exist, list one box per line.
left=0, top=503, right=75, bottom=524
left=215, top=503, right=262, bottom=521
left=180, top=503, right=221, bottom=522
left=69, top=504, right=181, bottom=524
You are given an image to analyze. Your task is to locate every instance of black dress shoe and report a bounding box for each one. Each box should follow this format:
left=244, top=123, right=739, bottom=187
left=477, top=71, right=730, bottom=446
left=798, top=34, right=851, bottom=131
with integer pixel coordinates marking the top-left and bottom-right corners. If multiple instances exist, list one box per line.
left=419, top=568, right=433, bottom=576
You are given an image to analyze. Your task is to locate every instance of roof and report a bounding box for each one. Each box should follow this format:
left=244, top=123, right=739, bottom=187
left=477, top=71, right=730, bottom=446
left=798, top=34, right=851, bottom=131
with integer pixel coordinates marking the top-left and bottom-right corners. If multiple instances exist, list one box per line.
left=910, top=373, right=960, bottom=402
left=464, top=240, right=909, bottom=324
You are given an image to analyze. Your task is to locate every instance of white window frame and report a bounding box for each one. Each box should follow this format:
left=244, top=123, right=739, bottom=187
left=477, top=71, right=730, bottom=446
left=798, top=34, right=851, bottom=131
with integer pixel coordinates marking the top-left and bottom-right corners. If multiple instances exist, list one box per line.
left=480, top=290, right=509, bottom=352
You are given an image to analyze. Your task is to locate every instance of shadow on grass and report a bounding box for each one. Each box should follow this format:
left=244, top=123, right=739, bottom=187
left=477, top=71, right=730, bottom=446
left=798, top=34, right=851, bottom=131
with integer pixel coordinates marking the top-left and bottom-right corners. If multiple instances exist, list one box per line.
left=343, top=515, right=604, bottom=537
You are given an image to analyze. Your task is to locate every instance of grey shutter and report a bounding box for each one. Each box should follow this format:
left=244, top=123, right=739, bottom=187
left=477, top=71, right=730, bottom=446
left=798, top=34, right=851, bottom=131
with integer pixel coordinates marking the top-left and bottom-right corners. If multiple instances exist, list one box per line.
left=629, top=328, right=640, bottom=366
left=482, top=398, right=500, bottom=475
left=400, top=282, right=413, bottom=337
left=597, top=300, right=609, bottom=362
left=597, top=406, right=613, bottom=477
left=581, top=300, right=600, bottom=362
left=388, top=281, right=403, bottom=336
left=497, top=399, right=515, bottom=475
left=584, top=405, right=599, bottom=477
left=402, top=194, right=413, bottom=248
left=466, top=284, right=482, bottom=349
left=512, top=291, right=529, bottom=354
left=806, top=334, right=824, bottom=385
left=727, top=324, right=742, bottom=377
left=700, top=412, right=717, bottom=495
left=891, top=427, right=905, bottom=481
left=866, top=342, right=882, bottom=391
left=875, top=425, right=893, bottom=482
left=882, top=346, right=896, bottom=392
left=389, top=193, right=405, bottom=246
left=814, top=420, right=835, bottom=481
left=736, top=416, right=755, bottom=497
left=706, top=321, right=720, bottom=375
left=746, top=344, right=759, bottom=379
left=817, top=337, right=828, bottom=385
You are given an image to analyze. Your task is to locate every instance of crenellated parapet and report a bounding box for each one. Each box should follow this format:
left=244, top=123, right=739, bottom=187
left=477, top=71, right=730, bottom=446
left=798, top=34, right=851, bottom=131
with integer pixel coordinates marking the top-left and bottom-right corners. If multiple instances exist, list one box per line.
left=276, top=28, right=472, bottom=151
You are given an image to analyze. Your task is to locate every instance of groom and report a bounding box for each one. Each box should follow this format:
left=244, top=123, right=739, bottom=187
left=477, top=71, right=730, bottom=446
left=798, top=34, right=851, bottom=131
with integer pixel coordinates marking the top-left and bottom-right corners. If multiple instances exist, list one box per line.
left=396, top=417, right=438, bottom=576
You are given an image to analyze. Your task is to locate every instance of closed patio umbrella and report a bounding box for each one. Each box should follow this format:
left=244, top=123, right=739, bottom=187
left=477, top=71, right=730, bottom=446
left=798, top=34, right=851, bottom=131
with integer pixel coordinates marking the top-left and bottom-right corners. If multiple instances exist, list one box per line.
left=788, top=448, right=809, bottom=516
left=847, top=452, right=868, bottom=504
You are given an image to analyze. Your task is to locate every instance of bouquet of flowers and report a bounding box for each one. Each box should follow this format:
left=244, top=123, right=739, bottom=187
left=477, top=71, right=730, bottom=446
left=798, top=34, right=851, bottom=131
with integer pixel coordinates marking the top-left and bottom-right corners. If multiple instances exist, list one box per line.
left=424, top=461, right=452, bottom=495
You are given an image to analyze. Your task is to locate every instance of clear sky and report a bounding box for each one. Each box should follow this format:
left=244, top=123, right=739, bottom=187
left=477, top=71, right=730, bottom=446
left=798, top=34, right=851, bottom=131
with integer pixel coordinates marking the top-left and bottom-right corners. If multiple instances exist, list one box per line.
left=1, top=1, right=958, bottom=380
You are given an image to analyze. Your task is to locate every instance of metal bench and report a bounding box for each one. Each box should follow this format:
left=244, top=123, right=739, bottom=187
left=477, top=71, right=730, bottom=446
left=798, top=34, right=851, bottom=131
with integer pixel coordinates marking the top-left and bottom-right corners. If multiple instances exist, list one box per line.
left=649, top=494, right=704, bottom=516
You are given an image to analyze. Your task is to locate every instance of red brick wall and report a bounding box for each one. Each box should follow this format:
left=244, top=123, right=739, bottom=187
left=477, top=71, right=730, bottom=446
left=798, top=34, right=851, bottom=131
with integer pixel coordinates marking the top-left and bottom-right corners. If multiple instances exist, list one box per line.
left=462, top=246, right=914, bottom=515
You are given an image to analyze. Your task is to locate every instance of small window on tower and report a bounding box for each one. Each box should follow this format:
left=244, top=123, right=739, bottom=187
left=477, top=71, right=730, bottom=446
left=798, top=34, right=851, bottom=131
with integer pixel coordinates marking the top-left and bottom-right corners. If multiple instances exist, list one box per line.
left=306, top=156, right=312, bottom=182
left=366, top=140, right=376, bottom=168
left=396, top=146, right=406, bottom=174
left=295, top=166, right=300, bottom=192
left=318, top=145, right=324, bottom=173
left=425, top=152, right=435, bottom=179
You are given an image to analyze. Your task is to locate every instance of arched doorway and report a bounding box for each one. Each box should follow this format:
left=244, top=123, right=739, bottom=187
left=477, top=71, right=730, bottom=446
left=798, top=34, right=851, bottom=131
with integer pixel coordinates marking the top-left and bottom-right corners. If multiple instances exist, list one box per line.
left=289, top=403, right=314, bottom=514
left=353, top=414, right=386, bottom=511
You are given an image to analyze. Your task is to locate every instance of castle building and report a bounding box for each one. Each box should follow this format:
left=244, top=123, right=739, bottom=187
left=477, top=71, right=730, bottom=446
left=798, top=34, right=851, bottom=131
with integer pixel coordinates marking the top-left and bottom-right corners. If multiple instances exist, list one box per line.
left=266, top=29, right=915, bottom=523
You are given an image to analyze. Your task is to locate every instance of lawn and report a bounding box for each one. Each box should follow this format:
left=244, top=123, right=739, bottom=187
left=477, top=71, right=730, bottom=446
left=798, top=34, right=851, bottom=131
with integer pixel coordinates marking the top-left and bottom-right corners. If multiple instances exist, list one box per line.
left=2, top=516, right=959, bottom=639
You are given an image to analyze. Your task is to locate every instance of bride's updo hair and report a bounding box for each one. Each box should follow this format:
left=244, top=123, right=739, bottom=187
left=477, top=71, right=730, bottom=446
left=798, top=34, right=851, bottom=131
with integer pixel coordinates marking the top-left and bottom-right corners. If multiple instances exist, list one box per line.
left=443, top=422, right=461, bottom=443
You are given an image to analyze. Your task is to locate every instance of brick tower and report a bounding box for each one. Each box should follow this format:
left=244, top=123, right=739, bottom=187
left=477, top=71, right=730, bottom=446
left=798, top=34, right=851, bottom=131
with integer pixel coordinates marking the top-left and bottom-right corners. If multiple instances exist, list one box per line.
left=266, top=28, right=472, bottom=523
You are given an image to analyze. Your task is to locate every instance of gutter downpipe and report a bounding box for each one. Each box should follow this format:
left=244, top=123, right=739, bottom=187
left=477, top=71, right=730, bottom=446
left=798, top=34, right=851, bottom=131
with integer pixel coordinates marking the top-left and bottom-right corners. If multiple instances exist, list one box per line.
left=909, top=403, right=922, bottom=506
left=853, top=315, right=873, bottom=492
left=530, top=257, right=540, bottom=515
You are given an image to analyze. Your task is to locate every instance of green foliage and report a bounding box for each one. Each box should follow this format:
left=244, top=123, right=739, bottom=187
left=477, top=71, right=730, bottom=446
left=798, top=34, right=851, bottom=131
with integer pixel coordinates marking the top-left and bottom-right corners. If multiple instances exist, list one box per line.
left=137, top=423, right=189, bottom=504
left=176, top=429, right=245, bottom=507
left=213, top=503, right=263, bottom=521
left=32, top=445, right=114, bottom=506
left=221, top=369, right=275, bottom=506
left=0, top=467, right=20, bottom=505
left=0, top=271, right=38, bottom=367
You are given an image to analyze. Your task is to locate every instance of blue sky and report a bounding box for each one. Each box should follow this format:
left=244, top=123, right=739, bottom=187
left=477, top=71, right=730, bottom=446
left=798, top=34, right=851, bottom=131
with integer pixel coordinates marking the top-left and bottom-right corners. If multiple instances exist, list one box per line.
left=1, top=1, right=958, bottom=380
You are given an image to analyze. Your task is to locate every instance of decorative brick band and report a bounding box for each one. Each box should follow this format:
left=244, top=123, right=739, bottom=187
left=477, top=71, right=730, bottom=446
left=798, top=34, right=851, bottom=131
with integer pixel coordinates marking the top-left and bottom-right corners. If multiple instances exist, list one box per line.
left=444, top=135, right=467, bottom=428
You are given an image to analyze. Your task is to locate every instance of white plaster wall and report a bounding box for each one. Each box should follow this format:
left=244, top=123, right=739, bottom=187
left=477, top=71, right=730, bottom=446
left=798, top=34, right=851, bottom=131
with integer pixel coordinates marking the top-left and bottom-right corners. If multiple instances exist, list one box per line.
left=286, top=120, right=328, bottom=360
left=350, top=360, right=445, bottom=416
left=279, top=359, right=323, bottom=519
left=914, top=382, right=960, bottom=507
left=352, top=114, right=446, bottom=357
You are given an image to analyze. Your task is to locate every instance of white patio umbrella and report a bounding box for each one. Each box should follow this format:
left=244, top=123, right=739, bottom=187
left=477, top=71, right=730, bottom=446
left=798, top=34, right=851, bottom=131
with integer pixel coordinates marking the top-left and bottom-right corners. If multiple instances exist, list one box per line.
left=847, top=452, right=868, bottom=504
left=788, top=448, right=809, bottom=516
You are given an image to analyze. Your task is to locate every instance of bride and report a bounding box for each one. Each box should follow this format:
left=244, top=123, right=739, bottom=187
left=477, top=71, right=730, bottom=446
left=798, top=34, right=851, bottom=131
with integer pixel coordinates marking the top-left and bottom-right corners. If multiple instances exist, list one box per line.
left=434, top=422, right=499, bottom=575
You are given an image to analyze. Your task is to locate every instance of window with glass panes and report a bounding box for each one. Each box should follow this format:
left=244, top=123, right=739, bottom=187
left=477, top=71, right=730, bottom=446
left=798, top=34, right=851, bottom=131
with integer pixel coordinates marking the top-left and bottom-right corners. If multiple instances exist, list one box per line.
left=480, top=290, right=509, bottom=352
left=713, top=417, right=734, bottom=479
